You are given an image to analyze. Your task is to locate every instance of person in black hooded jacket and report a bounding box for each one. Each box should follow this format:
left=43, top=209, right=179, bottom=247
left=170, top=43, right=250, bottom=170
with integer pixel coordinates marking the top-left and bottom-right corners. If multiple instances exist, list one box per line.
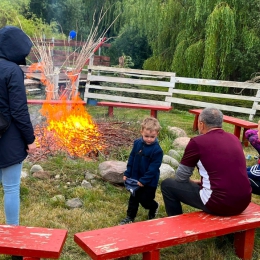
left=0, top=25, right=36, bottom=234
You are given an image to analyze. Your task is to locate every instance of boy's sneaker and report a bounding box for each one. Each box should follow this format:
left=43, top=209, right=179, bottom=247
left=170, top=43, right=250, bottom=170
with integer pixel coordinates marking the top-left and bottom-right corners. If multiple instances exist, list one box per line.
left=119, top=216, right=134, bottom=225
left=148, top=202, right=159, bottom=220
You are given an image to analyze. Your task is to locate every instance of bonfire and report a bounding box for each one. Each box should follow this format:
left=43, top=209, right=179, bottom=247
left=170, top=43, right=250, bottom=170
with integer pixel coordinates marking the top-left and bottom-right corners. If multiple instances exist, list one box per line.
left=27, top=10, right=119, bottom=160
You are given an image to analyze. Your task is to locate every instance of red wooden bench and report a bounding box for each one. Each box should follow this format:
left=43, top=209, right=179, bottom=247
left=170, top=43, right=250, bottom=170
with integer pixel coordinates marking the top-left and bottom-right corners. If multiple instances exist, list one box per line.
left=0, top=225, right=67, bottom=259
left=27, top=100, right=86, bottom=105
left=97, top=101, right=172, bottom=119
left=74, top=202, right=260, bottom=260
left=189, top=109, right=258, bottom=146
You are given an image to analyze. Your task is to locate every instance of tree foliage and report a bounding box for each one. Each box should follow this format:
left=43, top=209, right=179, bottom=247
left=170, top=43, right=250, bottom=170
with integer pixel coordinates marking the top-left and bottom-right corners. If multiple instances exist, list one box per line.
left=118, top=0, right=260, bottom=83
left=0, top=0, right=57, bottom=37
left=4, top=0, right=260, bottom=83
left=202, top=3, right=236, bottom=80
left=26, top=0, right=122, bottom=39
left=108, top=26, right=151, bottom=69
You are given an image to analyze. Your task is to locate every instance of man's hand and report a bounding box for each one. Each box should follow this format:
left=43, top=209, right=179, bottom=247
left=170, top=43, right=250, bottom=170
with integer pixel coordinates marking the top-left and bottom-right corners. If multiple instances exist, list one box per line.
left=123, top=176, right=127, bottom=181
left=191, top=179, right=201, bottom=185
left=137, top=181, right=144, bottom=187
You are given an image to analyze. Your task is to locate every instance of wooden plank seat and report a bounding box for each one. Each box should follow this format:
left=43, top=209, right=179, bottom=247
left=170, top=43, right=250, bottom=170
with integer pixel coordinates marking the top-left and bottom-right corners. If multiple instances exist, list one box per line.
left=189, top=108, right=258, bottom=146
left=0, top=225, right=67, bottom=259
left=97, top=101, right=172, bottom=118
left=74, top=202, right=260, bottom=260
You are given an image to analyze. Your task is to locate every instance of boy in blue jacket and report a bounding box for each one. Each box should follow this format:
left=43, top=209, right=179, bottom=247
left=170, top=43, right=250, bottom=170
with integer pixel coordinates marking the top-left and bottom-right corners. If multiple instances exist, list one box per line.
left=120, top=117, right=163, bottom=225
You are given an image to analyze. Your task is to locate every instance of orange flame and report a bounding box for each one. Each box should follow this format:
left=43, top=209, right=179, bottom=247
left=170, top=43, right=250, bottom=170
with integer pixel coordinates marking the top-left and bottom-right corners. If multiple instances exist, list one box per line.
left=28, top=63, right=104, bottom=158
left=37, top=96, right=104, bottom=158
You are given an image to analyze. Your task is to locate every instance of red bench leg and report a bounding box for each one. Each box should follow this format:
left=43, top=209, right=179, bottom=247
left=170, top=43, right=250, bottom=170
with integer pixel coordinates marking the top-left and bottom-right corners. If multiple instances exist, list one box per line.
left=234, top=125, right=241, bottom=141
left=108, top=106, right=114, bottom=117
left=234, top=228, right=255, bottom=260
left=192, top=115, right=199, bottom=131
left=143, top=250, right=160, bottom=260
left=150, top=110, right=158, bottom=118
left=242, top=128, right=249, bottom=147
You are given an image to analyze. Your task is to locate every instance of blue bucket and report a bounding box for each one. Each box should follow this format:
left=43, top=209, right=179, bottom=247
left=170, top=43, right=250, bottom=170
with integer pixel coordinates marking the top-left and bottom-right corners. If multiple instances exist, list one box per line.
left=87, top=99, right=97, bottom=106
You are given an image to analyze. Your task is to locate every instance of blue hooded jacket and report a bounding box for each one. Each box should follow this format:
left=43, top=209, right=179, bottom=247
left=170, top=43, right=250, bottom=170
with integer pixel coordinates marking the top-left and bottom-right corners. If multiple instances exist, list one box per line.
left=124, top=137, right=163, bottom=187
left=0, top=26, right=35, bottom=168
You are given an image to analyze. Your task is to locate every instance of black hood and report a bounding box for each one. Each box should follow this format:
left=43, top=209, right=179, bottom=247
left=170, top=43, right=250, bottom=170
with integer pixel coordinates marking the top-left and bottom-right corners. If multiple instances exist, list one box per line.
left=0, top=26, right=32, bottom=65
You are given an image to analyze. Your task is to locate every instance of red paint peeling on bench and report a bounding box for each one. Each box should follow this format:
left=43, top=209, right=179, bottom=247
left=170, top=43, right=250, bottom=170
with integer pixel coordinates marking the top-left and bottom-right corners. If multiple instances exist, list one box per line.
left=74, top=202, right=260, bottom=260
left=189, top=109, right=258, bottom=146
left=0, top=225, right=67, bottom=259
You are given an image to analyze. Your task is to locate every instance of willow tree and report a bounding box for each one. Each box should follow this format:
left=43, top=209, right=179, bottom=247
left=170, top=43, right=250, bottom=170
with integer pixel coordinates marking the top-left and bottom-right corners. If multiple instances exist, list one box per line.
left=122, top=0, right=184, bottom=72
left=202, top=3, right=236, bottom=81
left=120, top=0, right=260, bottom=85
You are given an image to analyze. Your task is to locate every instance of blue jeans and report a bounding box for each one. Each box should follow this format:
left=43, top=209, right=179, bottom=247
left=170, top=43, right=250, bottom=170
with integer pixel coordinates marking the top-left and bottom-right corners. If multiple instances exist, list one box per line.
left=0, top=163, right=22, bottom=225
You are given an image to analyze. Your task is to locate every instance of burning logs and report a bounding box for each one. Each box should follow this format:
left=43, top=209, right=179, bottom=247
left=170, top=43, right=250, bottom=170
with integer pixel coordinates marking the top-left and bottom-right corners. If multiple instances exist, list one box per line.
left=27, top=120, right=138, bottom=163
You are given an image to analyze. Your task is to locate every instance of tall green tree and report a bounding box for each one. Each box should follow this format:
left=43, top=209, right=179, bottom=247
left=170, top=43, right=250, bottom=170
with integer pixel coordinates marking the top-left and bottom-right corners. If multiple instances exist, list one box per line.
left=107, top=26, right=151, bottom=68
left=121, top=0, right=260, bottom=83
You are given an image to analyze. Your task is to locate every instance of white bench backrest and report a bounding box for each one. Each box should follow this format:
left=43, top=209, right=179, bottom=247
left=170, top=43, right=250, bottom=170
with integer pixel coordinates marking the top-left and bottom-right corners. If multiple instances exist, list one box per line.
left=83, top=66, right=260, bottom=120
left=83, top=65, right=175, bottom=107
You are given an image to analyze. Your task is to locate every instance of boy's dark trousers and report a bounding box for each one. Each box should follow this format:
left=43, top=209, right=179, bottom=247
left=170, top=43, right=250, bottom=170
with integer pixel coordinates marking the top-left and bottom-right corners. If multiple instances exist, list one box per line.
left=127, top=186, right=157, bottom=219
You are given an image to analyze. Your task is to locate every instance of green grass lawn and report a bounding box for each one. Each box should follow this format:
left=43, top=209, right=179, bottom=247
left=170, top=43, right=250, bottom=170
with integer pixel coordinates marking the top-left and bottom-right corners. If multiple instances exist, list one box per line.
left=0, top=105, right=259, bottom=260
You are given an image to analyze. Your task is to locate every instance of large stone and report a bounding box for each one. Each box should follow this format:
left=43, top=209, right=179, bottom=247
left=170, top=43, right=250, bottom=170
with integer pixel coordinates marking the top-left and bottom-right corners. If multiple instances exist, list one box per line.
left=81, top=180, right=92, bottom=189
left=85, top=171, right=95, bottom=180
left=168, top=126, right=187, bottom=137
left=66, top=198, right=83, bottom=209
left=160, top=163, right=175, bottom=180
left=173, top=137, right=190, bottom=149
left=99, top=161, right=127, bottom=184
left=30, top=164, right=43, bottom=173
left=163, top=155, right=179, bottom=168
left=168, top=149, right=182, bottom=160
left=32, top=171, right=51, bottom=179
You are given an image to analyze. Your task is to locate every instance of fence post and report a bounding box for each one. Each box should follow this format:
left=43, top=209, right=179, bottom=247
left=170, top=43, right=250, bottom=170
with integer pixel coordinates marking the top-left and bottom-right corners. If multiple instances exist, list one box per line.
left=166, top=75, right=176, bottom=106
left=84, top=66, right=92, bottom=103
left=249, top=89, right=260, bottom=120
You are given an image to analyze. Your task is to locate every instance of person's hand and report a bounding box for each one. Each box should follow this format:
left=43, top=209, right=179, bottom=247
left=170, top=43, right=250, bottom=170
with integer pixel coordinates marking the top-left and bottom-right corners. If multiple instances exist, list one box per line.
left=191, top=179, right=201, bottom=185
left=137, top=181, right=144, bottom=187
left=123, top=176, right=127, bottom=181
left=27, top=142, right=37, bottom=154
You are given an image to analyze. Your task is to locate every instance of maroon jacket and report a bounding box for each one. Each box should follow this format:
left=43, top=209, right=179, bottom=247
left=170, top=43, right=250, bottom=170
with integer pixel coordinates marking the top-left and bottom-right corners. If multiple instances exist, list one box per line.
left=181, top=129, right=251, bottom=216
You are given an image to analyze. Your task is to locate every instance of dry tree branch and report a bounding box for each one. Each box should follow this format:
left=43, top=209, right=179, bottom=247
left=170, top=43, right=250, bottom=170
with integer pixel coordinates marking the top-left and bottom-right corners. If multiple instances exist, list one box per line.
left=27, top=7, right=120, bottom=100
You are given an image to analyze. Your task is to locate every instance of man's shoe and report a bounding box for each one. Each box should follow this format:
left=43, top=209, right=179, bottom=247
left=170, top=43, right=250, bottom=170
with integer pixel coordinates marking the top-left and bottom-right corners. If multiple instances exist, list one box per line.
left=11, top=256, right=23, bottom=260
left=119, top=216, right=134, bottom=225
left=148, top=202, right=159, bottom=220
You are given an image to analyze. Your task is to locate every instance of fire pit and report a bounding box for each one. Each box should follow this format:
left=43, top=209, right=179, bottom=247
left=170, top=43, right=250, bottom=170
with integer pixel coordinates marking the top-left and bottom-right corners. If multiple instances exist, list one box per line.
left=25, top=15, right=125, bottom=162
left=27, top=101, right=138, bottom=162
